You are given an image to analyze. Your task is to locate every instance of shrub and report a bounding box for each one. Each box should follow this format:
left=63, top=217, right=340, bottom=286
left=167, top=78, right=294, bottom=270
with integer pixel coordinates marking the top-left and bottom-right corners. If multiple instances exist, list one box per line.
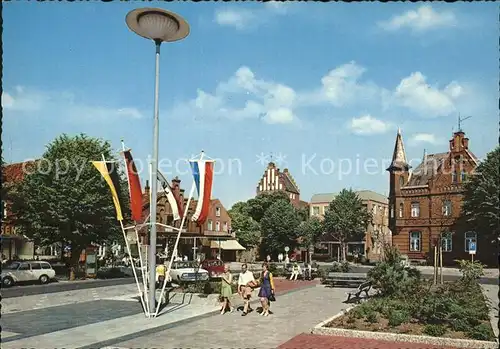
left=367, top=261, right=421, bottom=297
left=450, top=318, right=470, bottom=332
left=455, top=260, right=484, bottom=285
left=466, top=323, right=494, bottom=341
left=366, top=311, right=378, bottom=323
left=423, top=324, right=447, bottom=337
left=388, top=310, right=410, bottom=327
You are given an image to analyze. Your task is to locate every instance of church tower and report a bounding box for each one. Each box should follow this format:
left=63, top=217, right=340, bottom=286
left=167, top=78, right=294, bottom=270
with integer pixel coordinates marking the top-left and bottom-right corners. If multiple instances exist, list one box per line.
left=386, top=128, right=410, bottom=232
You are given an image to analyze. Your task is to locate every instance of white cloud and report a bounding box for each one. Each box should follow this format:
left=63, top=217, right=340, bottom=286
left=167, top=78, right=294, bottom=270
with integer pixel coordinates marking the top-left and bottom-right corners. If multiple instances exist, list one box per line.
left=391, top=72, right=462, bottom=117
left=214, top=2, right=290, bottom=30
left=2, top=87, right=144, bottom=120
left=169, top=61, right=471, bottom=127
left=378, top=5, right=457, bottom=33
left=409, top=133, right=443, bottom=146
left=348, top=115, right=392, bottom=135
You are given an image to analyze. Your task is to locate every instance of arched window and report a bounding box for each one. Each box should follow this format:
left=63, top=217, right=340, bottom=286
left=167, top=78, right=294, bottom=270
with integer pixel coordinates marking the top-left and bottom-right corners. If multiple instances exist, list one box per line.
left=398, top=203, right=404, bottom=218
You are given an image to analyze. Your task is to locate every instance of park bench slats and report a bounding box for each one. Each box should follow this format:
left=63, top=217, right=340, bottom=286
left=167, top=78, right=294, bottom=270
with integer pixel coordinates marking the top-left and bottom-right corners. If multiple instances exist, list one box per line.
left=345, top=281, right=372, bottom=303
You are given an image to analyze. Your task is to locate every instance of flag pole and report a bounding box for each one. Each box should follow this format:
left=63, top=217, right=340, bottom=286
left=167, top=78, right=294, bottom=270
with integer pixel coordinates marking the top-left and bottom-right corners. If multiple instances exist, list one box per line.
left=101, top=153, right=148, bottom=317
left=154, top=181, right=196, bottom=317
left=120, top=140, right=150, bottom=315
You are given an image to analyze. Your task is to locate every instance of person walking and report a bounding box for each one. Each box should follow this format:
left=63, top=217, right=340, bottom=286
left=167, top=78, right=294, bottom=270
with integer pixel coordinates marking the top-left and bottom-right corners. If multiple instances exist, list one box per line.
left=237, top=263, right=256, bottom=316
left=258, top=263, right=275, bottom=317
left=220, top=264, right=234, bottom=314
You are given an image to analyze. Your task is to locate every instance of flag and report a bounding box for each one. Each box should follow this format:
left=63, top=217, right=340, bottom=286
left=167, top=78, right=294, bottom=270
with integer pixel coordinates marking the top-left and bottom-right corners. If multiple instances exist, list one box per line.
left=189, top=159, right=214, bottom=224
left=122, top=149, right=143, bottom=222
left=157, top=170, right=184, bottom=221
left=92, top=161, right=124, bottom=221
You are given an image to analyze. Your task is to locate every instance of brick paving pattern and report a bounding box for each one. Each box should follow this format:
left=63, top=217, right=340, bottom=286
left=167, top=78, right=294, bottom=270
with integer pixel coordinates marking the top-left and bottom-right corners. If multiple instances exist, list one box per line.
left=278, top=333, right=464, bottom=349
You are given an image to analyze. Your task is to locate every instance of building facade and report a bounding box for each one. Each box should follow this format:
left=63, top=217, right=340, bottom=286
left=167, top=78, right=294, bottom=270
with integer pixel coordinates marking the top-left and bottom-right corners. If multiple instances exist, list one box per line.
left=1, top=162, right=37, bottom=260
left=387, top=129, right=486, bottom=265
left=139, top=178, right=241, bottom=262
left=256, top=162, right=308, bottom=209
left=310, top=190, right=391, bottom=262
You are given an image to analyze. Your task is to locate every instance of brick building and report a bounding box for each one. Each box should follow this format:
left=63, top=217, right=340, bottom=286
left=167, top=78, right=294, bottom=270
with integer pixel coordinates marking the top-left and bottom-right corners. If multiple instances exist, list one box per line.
left=1, top=161, right=37, bottom=260
left=387, top=128, right=487, bottom=265
left=310, top=190, right=391, bottom=262
left=139, top=178, right=241, bottom=262
left=256, top=162, right=309, bottom=210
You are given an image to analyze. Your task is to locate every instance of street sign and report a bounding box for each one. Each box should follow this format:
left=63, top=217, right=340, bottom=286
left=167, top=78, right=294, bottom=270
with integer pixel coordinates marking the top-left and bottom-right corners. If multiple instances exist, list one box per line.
left=469, top=241, right=476, bottom=255
left=284, top=246, right=290, bottom=252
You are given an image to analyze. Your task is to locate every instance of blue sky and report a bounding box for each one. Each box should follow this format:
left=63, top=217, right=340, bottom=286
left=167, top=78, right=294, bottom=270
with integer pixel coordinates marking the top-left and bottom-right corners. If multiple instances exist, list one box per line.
left=3, top=2, right=498, bottom=208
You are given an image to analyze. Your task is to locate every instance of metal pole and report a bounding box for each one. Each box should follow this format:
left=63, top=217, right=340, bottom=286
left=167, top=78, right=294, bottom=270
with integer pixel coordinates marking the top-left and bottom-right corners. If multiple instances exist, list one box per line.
left=148, top=39, right=162, bottom=316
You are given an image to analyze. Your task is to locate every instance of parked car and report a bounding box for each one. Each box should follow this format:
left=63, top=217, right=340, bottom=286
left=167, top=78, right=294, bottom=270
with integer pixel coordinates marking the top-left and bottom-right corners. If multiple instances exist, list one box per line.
left=168, top=261, right=209, bottom=283
left=1, top=261, right=56, bottom=287
left=201, top=259, right=225, bottom=279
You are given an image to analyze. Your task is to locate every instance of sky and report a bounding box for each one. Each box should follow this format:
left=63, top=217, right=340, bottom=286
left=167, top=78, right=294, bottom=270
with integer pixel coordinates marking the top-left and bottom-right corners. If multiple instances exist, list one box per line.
left=3, top=2, right=498, bottom=209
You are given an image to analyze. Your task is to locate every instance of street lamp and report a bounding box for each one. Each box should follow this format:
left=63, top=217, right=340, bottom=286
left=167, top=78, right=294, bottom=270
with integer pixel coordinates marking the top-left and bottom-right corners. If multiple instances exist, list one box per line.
left=126, top=7, right=190, bottom=316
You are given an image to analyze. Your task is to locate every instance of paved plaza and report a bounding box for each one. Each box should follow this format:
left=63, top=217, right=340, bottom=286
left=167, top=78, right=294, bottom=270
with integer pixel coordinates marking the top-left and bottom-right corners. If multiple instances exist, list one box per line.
left=1, top=278, right=498, bottom=349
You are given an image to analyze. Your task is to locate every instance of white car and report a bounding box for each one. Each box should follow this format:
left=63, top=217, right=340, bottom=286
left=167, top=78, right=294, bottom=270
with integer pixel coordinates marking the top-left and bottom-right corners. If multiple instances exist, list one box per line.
left=1, top=261, right=56, bottom=287
left=168, top=261, right=209, bottom=282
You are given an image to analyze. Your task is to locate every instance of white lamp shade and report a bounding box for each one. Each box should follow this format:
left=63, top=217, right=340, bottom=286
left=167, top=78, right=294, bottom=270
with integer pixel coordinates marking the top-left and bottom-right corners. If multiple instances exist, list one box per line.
left=126, top=8, right=190, bottom=43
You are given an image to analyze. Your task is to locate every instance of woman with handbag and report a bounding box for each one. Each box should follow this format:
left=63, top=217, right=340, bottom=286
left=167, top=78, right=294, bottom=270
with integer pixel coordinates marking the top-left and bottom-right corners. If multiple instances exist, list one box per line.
left=258, top=263, right=275, bottom=317
left=220, top=264, right=234, bottom=314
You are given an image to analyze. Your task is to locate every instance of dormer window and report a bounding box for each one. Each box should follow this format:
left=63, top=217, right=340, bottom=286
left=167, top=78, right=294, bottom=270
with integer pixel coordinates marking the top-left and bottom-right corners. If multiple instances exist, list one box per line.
left=215, top=207, right=221, bottom=217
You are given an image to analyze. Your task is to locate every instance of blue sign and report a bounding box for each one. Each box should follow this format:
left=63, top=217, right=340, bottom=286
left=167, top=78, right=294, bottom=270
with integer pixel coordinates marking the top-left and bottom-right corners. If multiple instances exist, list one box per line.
left=469, top=241, right=476, bottom=252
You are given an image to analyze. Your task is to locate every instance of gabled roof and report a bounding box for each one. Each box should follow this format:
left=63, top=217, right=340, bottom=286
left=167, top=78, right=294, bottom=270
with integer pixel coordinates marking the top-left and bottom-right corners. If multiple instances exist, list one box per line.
left=310, top=191, right=387, bottom=204
left=310, top=193, right=336, bottom=204
left=406, top=152, right=448, bottom=187
left=280, top=169, right=300, bottom=194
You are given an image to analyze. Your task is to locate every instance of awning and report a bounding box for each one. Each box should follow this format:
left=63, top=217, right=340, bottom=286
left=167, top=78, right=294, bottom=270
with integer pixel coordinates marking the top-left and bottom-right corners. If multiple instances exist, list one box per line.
left=210, top=240, right=246, bottom=251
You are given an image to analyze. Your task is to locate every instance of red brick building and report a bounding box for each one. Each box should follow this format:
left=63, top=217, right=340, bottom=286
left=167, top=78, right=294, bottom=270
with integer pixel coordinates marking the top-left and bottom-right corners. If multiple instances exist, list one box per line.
left=387, top=128, right=488, bottom=265
left=139, top=177, right=241, bottom=261
left=256, top=162, right=309, bottom=210
left=1, top=161, right=37, bottom=260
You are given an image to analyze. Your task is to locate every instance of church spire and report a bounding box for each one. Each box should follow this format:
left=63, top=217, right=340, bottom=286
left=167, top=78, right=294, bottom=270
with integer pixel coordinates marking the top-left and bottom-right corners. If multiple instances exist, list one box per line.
left=386, top=128, right=410, bottom=171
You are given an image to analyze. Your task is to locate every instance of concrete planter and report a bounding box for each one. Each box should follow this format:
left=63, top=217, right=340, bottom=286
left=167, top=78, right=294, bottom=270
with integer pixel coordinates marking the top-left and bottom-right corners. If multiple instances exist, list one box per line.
left=312, top=308, right=498, bottom=349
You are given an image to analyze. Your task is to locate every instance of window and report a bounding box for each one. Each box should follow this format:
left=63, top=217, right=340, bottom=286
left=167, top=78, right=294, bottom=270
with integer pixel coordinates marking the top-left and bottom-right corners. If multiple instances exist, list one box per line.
left=399, top=203, right=404, bottom=218
left=442, top=200, right=452, bottom=216
left=207, top=220, right=213, bottom=231
left=441, top=232, right=452, bottom=252
left=464, top=231, right=477, bottom=252
left=378, top=206, right=382, bottom=214
left=452, top=172, right=457, bottom=183
left=41, top=263, right=52, bottom=270
left=323, top=206, right=328, bottom=214
left=223, top=222, right=228, bottom=232
left=215, top=207, right=221, bottom=217
left=390, top=205, right=394, bottom=218
left=410, top=202, right=420, bottom=217
left=373, top=205, right=377, bottom=215
left=461, top=171, right=467, bottom=182
left=30, top=263, right=42, bottom=270
left=18, top=263, right=30, bottom=271
left=384, top=207, right=388, bottom=216
left=312, top=206, right=320, bottom=215
left=409, top=231, right=421, bottom=252
left=399, top=176, right=404, bottom=187
left=1, top=201, right=6, bottom=220
left=216, top=221, right=220, bottom=232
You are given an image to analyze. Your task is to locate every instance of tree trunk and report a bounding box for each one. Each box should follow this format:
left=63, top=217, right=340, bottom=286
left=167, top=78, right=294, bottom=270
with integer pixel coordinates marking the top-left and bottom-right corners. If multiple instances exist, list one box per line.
left=69, top=244, right=83, bottom=280
left=341, top=242, right=347, bottom=262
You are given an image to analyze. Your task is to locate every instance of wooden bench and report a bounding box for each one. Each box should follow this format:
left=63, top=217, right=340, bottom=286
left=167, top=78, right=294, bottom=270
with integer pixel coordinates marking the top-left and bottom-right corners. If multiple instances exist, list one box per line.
left=324, top=272, right=367, bottom=287
left=345, top=281, right=372, bottom=303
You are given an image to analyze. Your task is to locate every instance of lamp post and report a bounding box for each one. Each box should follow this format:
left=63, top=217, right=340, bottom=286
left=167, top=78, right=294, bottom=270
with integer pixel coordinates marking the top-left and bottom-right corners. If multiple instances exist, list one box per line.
left=126, top=8, right=190, bottom=316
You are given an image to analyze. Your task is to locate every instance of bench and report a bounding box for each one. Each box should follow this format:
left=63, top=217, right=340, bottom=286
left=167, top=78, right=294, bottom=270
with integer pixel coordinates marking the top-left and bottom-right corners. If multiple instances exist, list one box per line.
left=345, top=281, right=372, bottom=303
left=324, top=272, right=367, bottom=287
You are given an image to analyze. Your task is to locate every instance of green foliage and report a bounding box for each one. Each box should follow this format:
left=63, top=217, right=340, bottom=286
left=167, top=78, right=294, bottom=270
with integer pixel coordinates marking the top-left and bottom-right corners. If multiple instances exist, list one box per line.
left=388, top=310, right=410, bottom=327
left=298, top=216, right=324, bottom=249
left=246, top=191, right=290, bottom=222
left=462, top=146, right=499, bottom=244
left=323, top=189, right=372, bottom=260
left=228, top=201, right=261, bottom=248
left=367, top=260, right=421, bottom=297
left=366, top=311, right=378, bottom=323
left=331, top=261, right=350, bottom=272
left=423, top=324, right=447, bottom=337
left=466, top=323, right=495, bottom=341
left=455, top=259, right=484, bottom=284
left=9, top=134, right=127, bottom=265
left=260, top=200, right=301, bottom=256
left=295, top=206, right=310, bottom=222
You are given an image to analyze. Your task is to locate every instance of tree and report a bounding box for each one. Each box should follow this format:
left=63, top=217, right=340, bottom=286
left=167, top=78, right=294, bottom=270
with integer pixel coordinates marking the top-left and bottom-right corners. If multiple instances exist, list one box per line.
left=323, top=189, right=372, bottom=261
left=295, top=205, right=310, bottom=222
left=10, top=134, right=128, bottom=269
left=298, top=216, right=324, bottom=263
left=228, top=201, right=261, bottom=248
left=260, top=200, right=301, bottom=257
left=462, top=146, right=499, bottom=245
left=246, top=191, right=290, bottom=222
